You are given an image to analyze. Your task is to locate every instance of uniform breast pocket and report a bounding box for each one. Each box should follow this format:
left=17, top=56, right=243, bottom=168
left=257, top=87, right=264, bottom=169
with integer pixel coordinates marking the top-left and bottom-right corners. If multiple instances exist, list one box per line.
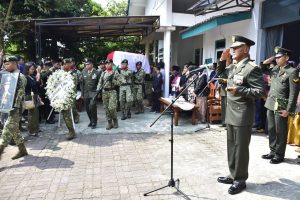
left=231, top=102, right=247, bottom=111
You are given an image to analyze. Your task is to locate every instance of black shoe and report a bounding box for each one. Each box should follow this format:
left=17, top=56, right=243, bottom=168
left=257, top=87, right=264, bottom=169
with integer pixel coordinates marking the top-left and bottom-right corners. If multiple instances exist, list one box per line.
left=228, top=182, right=246, bottom=195
left=91, top=123, right=96, bottom=129
left=88, top=122, right=92, bottom=127
left=219, top=124, right=226, bottom=127
left=298, top=155, right=300, bottom=159
left=46, top=120, right=55, bottom=124
left=270, top=157, right=284, bottom=164
left=127, top=111, right=131, bottom=119
left=261, top=153, right=275, bottom=159
left=217, top=177, right=233, bottom=184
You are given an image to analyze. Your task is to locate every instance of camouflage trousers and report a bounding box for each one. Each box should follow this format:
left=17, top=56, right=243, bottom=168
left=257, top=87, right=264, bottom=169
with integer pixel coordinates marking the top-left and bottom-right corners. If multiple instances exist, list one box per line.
left=133, top=84, right=143, bottom=106
left=62, top=109, right=75, bottom=134
left=119, top=86, right=133, bottom=112
left=102, top=90, right=117, bottom=121
left=0, top=109, right=24, bottom=146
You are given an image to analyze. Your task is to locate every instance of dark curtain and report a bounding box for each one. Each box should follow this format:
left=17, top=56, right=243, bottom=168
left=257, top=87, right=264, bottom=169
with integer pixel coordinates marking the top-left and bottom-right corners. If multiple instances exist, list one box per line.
left=265, top=25, right=283, bottom=59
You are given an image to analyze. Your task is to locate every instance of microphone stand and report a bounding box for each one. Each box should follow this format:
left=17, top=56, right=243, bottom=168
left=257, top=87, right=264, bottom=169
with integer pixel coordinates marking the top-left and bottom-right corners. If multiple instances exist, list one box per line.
left=194, top=73, right=222, bottom=132
left=143, top=72, right=205, bottom=200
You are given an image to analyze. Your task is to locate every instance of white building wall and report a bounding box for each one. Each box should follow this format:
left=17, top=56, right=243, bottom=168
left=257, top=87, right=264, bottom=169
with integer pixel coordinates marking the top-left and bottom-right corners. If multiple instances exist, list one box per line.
left=201, top=1, right=263, bottom=63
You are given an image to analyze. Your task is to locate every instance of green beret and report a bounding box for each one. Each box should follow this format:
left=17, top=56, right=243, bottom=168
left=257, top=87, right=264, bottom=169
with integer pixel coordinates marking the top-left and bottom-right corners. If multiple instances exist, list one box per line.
left=230, top=35, right=255, bottom=48
left=274, top=46, right=292, bottom=58
left=3, top=55, right=18, bottom=63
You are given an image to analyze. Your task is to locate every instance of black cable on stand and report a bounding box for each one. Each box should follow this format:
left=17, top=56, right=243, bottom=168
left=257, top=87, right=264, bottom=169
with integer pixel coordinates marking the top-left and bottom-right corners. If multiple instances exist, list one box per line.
left=143, top=72, right=205, bottom=200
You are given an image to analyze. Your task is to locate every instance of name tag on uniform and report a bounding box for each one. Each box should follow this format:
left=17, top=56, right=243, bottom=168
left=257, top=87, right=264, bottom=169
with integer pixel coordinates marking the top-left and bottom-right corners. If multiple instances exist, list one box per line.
left=233, top=75, right=244, bottom=85
left=92, top=74, right=97, bottom=79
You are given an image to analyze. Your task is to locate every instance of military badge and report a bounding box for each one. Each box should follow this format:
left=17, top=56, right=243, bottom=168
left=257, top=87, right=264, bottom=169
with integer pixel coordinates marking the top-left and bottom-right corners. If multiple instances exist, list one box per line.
left=293, top=78, right=299, bottom=83
left=92, top=74, right=97, bottom=79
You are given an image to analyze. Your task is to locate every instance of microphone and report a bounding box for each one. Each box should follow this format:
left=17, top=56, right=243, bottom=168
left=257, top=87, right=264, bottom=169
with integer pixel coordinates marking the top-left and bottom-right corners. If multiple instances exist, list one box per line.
left=189, top=64, right=213, bottom=74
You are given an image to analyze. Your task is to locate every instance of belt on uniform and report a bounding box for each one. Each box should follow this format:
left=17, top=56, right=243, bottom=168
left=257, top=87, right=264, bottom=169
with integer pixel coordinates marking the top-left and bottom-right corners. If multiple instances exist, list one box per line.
left=134, top=83, right=142, bottom=85
left=121, top=83, right=131, bottom=86
left=103, top=88, right=116, bottom=91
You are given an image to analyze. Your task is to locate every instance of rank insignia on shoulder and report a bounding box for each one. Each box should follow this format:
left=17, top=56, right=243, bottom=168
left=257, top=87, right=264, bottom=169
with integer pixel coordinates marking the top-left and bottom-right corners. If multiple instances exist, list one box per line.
left=248, top=61, right=257, bottom=67
left=293, top=78, right=299, bottom=83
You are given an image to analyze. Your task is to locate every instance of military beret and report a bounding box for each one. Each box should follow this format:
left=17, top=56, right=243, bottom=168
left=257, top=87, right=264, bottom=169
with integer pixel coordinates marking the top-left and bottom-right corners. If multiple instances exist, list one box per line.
left=105, top=59, right=113, bottom=64
left=3, top=55, right=18, bottom=63
left=230, top=35, right=255, bottom=48
left=121, top=59, right=128, bottom=64
left=136, top=61, right=142, bottom=66
left=63, top=58, right=72, bottom=64
left=84, top=58, right=93, bottom=65
left=274, top=46, right=292, bottom=58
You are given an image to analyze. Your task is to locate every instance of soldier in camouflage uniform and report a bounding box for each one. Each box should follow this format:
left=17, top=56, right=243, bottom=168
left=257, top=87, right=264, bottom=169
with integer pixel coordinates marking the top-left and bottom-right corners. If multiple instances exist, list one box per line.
left=0, top=55, right=28, bottom=160
left=97, top=59, right=120, bottom=130
left=119, top=59, right=133, bottom=120
left=70, top=57, right=80, bottom=124
left=61, top=58, right=77, bottom=140
left=133, top=61, right=146, bottom=114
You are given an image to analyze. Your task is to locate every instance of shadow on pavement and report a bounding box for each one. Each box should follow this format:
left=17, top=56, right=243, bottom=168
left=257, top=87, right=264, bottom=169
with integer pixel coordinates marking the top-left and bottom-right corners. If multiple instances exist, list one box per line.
left=247, top=178, right=300, bottom=200
left=0, top=155, right=74, bottom=172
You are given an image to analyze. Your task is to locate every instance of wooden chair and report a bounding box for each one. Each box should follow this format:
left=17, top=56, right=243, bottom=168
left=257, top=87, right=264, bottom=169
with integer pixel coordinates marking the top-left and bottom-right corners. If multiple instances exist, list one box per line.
left=207, top=82, right=222, bottom=123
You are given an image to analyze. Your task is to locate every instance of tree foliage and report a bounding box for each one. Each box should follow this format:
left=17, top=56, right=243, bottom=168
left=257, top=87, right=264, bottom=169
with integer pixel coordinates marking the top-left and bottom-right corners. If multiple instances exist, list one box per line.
left=1, top=0, right=145, bottom=64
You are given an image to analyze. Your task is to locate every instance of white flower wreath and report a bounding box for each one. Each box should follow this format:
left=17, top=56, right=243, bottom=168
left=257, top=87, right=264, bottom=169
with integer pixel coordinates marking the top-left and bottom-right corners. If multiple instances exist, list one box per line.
left=46, top=70, right=76, bottom=112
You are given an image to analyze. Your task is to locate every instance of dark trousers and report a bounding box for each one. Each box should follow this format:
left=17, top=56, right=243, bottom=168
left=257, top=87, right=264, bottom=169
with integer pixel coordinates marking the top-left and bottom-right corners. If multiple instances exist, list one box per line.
left=267, top=110, right=288, bottom=158
left=152, top=92, right=161, bottom=112
left=84, top=98, right=97, bottom=124
left=227, top=124, right=252, bottom=182
left=221, top=96, right=227, bottom=125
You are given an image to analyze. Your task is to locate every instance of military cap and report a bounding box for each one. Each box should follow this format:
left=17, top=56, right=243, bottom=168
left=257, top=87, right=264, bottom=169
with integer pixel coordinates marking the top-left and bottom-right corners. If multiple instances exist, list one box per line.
left=105, top=59, right=113, bottom=64
left=3, top=55, right=18, bottom=63
left=274, top=46, right=292, bottom=58
left=84, top=58, right=93, bottom=65
left=230, top=35, right=255, bottom=48
left=121, top=59, right=128, bottom=64
left=136, top=61, right=142, bottom=66
left=63, top=58, right=72, bottom=64
left=44, top=59, right=52, bottom=66
left=25, top=61, right=36, bottom=67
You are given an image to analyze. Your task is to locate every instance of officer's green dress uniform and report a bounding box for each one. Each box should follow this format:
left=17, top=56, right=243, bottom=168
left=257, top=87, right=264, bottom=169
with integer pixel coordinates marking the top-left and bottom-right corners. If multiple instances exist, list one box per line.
left=81, top=67, right=100, bottom=128
left=0, top=55, right=28, bottom=160
left=119, top=59, right=133, bottom=120
left=97, top=62, right=120, bottom=130
left=217, top=36, right=264, bottom=185
left=263, top=47, right=299, bottom=163
left=133, top=62, right=146, bottom=114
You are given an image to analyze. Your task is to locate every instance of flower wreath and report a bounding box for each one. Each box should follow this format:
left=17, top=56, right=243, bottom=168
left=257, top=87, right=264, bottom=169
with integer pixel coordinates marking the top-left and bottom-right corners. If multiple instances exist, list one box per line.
left=46, top=70, right=76, bottom=112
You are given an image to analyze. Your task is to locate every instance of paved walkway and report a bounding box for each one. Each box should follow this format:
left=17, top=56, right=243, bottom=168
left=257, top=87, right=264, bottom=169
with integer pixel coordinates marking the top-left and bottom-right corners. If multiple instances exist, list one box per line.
left=0, top=105, right=300, bottom=200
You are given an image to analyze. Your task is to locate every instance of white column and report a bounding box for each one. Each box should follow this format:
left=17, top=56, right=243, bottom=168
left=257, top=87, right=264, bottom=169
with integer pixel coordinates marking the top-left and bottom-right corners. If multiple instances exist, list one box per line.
left=163, top=30, right=171, bottom=97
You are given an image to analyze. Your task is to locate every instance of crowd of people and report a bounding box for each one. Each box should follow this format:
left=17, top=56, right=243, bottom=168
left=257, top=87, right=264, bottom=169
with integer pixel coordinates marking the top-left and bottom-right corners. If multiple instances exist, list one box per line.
left=1, top=34, right=300, bottom=195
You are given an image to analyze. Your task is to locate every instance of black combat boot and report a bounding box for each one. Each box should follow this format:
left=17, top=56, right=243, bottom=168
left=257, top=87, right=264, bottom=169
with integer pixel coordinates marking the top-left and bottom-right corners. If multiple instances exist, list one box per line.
left=66, top=131, right=76, bottom=140
left=127, top=110, right=131, bottom=119
left=11, top=143, right=28, bottom=160
left=121, top=112, right=126, bottom=120
left=106, top=120, right=113, bottom=130
left=113, top=118, right=118, bottom=128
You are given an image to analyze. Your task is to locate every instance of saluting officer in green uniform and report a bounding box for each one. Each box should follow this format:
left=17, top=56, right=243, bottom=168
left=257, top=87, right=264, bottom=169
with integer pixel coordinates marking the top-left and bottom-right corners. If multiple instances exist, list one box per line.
left=133, top=61, right=146, bottom=114
left=0, top=55, right=28, bottom=160
left=216, top=36, right=264, bottom=195
left=81, top=59, right=101, bottom=129
left=262, top=47, right=299, bottom=164
left=61, top=58, right=77, bottom=140
left=119, top=59, right=133, bottom=120
left=97, top=59, right=120, bottom=130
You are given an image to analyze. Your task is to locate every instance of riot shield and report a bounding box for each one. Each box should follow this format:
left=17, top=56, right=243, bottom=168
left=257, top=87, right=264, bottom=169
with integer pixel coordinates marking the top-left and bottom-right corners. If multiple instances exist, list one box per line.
left=0, top=71, right=19, bottom=113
